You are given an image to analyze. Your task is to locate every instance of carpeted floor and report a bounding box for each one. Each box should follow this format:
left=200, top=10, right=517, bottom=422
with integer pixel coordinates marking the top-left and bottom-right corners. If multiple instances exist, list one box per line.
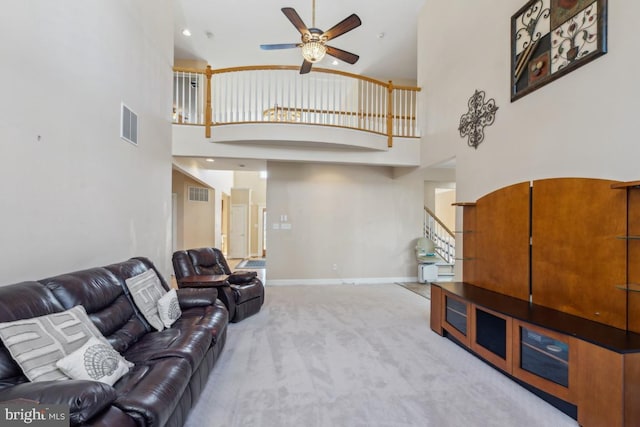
left=185, top=284, right=576, bottom=427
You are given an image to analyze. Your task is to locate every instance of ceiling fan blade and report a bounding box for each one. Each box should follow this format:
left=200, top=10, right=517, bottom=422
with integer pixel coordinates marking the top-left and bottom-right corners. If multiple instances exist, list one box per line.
left=323, top=14, right=361, bottom=41
left=281, top=7, right=309, bottom=36
left=260, top=43, right=300, bottom=50
left=300, top=60, right=313, bottom=74
left=326, top=46, right=359, bottom=64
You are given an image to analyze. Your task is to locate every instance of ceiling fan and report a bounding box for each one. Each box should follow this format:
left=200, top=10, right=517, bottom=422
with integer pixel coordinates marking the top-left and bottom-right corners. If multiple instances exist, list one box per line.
left=260, top=0, right=362, bottom=74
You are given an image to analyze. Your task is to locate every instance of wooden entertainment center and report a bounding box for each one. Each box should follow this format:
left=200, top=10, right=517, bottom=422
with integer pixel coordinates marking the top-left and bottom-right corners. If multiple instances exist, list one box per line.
left=430, top=178, right=640, bottom=427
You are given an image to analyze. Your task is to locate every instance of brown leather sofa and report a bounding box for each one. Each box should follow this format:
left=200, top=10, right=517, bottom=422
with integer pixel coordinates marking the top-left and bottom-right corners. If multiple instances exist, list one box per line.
left=0, top=257, right=228, bottom=426
left=172, top=248, right=264, bottom=322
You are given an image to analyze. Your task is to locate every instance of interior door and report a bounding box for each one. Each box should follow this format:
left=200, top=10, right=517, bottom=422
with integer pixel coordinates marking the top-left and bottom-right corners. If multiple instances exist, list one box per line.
left=229, top=204, right=248, bottom=259
left=171, top=193, right=178, bottom=252
left=221, top=193, right=230, bottom=256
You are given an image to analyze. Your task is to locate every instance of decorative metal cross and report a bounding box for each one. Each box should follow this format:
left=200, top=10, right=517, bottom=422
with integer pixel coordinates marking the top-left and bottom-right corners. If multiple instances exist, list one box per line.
left=458, top=90, right=499, bottom=149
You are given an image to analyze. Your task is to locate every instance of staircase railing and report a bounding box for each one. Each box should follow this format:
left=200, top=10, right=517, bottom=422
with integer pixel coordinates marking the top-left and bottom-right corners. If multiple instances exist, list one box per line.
left=424, top=206, right=455, bottom=264
left=172, top=65, right=421, bottom=147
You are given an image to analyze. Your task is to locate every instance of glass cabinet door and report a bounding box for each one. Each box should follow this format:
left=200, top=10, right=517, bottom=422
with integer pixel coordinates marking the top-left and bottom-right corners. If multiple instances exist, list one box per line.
left=445, top=295, right=468, bottom=335
left=513, top=321, right=574, bottom=402
left=520, top=326, right=569, bottom=387
left=470, top=306, right=513, bottom=373
left=442, top=293, right=470, bottom=346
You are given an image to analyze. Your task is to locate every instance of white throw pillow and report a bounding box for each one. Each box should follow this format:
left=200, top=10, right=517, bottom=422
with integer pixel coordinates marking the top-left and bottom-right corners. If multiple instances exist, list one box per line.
left=0, top=305, right=108, bottom=382
left=157, top=289, right=182, bottom=328
left=124, top=269, right=166, bottom=331
left=56, top=337, right=133, bottom=386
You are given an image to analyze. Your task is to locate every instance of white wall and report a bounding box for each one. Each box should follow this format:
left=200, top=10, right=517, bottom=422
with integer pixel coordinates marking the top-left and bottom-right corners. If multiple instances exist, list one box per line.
left=423, top=180, right=455, bottom=212
left=172, top=158, right=234, bottom=248
left=172, top=124, right=420, bottom=167
left=234, top=171, right=267, bottom=205
left=234, top=171, right=267, bottom=256
left=419, top=1, right=640, bottom=203
left=0, top=1, right=173, bottom=283
left=435, top=189, right=456, bottom=233
left=267, top=162, right=423, bottom=284
left=171, top=170, right=216, bottom=250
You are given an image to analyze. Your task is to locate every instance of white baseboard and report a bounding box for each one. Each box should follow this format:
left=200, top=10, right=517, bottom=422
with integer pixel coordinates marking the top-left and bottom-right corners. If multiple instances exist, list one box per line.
left=266, top=276, right=418, bottom=286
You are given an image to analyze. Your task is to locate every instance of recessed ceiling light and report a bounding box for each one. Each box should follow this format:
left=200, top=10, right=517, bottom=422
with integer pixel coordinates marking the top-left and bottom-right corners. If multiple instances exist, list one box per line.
left=182, top=29, right=192, bottom=37
left=205, top=158, right=214, bottom=162
left=378, top=32, right=385, bottom=39
left=332, top=59, right=339, bottom=66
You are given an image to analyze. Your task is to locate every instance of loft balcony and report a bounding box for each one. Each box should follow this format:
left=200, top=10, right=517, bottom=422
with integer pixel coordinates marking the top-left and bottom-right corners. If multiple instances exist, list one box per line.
left=172, top=65, right=422, bottom=167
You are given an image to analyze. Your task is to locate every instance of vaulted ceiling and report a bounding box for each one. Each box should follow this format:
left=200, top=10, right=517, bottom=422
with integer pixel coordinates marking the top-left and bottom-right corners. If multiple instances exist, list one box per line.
left=173, top=0, right=426, bottom=82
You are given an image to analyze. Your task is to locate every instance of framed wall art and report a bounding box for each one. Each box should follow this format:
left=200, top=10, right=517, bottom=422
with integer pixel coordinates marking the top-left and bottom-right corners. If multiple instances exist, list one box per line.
left=511, top=0, right=607, bottom=102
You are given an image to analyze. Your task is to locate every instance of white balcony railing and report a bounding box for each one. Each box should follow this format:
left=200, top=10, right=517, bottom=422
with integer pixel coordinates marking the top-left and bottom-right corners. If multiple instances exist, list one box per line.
left=424, top=206, right=455, bottom=265
left=173, top=65, right=421, bottom=147
left=173, top=70, right=207, bottom=125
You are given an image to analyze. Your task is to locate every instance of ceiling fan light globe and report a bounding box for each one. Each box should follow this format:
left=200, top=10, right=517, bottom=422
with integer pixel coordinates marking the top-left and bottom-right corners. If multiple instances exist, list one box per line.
left=301, top=41, right=327, bottom=63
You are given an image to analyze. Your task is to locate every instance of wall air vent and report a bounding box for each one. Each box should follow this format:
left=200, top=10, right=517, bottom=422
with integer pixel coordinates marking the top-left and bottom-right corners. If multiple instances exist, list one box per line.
left=121, top=103, right=138, bottom=145
left=188, top=186, right=209, bottom=202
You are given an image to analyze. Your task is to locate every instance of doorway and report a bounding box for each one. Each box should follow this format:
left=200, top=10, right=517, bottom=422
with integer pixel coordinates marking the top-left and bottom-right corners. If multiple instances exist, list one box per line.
left=261, top=207, right=267, bottom=257
left=221, top=193, right=230, bottom=256
left=171, top=193, right=178, bottom=252
left=229, top=204, right=248, bottom=259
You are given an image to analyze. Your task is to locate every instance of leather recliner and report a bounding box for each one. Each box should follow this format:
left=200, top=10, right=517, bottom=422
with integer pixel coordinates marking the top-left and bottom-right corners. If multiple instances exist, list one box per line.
left=172, top=248, right=264, bottom=322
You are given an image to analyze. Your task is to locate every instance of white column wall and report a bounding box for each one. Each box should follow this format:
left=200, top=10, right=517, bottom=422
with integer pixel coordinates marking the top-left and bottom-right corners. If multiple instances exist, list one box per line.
left=0, top=1, right=174, bottom=283
left=419, top=0, right=640, bottom=204
left=267, top=162, right=423, bottom=284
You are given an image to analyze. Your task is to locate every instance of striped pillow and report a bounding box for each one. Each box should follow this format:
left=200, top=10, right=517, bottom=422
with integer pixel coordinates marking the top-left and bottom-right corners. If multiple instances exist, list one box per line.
left=124, top=269, right=166, bottom=331
left=0, top=305, right=107, bottom=382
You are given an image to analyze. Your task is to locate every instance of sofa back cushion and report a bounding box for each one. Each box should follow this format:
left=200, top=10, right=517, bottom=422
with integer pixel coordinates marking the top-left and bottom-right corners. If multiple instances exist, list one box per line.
left=105, top=257, right=170, bottom=291
left=211, top=248, right=233, bottom=274
left=187, top=248, right=229, bottom=275
left=172, top=250, right=197, bottom=280
left=40, top=267, right=148, bottom=354
left=0, top=282, right=64, bottom=384
left=104, top=257, right=172, bottom=332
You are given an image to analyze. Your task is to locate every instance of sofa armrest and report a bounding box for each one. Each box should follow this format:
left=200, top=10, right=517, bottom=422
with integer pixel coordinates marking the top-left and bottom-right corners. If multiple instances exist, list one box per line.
left=0, top=380, right=117, bottom=425
left=228, top=271, right=258, bottom=284
left=176, top=287, right=218, bottom=309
